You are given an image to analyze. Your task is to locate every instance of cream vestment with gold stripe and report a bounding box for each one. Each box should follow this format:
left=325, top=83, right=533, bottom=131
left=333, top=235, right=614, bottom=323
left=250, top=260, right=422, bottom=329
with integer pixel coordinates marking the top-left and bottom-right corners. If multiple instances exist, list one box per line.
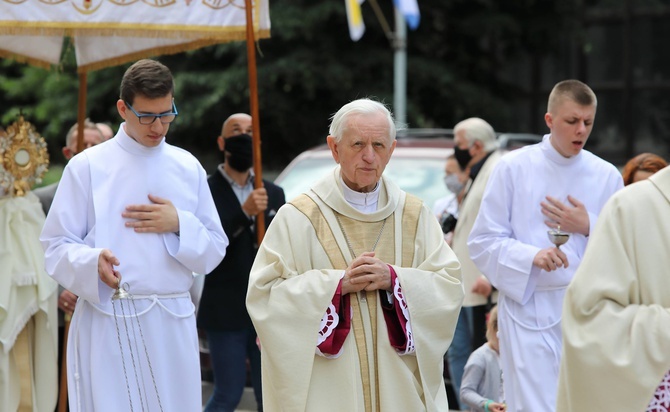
left=247, top=167, right=463, bottom=412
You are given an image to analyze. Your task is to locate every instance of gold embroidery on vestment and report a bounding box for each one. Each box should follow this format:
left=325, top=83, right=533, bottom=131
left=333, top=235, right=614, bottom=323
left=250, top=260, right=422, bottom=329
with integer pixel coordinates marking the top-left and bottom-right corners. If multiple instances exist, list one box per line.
left=289, top=192, right=424, bottom=412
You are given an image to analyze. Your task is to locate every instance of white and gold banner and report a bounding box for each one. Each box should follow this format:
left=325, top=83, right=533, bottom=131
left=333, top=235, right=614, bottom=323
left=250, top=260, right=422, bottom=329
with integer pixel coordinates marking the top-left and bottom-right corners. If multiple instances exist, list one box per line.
left=0, top=0, right=270, bottom=71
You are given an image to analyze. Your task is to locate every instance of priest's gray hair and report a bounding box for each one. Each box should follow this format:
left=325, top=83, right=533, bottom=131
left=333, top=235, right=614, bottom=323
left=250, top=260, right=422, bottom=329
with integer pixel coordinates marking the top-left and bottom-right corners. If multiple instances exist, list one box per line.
left=328, top=98, right=397, bottom=143
left=454, top=117, right=499, bottom=152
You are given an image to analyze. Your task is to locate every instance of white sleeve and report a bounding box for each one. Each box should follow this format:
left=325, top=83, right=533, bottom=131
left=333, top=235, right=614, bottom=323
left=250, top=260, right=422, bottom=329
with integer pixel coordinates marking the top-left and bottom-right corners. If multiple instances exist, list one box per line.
left=467, top=162, right=541, bottom=304
left=40, top=156, right=108, bottom=304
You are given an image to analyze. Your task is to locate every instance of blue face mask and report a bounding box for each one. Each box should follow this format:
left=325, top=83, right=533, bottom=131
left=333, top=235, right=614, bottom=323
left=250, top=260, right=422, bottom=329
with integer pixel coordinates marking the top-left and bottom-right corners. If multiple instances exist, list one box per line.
left=443, top=173, right=464, bottom=194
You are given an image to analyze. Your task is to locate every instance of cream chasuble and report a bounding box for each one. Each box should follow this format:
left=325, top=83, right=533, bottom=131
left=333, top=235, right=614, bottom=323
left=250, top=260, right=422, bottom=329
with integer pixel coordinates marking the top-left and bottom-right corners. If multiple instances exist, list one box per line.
left=0, top=192, right=58, bottom=412
left=247, top=167, right=463, bottom=412
left=557, top=167, right=670, bottom=411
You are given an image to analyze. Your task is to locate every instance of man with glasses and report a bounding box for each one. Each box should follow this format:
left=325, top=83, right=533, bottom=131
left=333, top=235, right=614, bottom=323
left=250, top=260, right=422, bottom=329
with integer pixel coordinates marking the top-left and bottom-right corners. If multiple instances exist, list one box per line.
left=40, top=59, right=228, bottom=412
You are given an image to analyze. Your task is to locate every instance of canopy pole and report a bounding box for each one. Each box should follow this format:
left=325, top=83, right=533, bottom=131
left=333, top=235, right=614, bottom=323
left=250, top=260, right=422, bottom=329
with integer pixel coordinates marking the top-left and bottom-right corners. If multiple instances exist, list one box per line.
left=61, top=70, right=87, bottom=411
left=57, top=315, right=71, bottom=412
left=76, top=72, right=87, bottom=153
left=244, top=0, right=265, bottom=245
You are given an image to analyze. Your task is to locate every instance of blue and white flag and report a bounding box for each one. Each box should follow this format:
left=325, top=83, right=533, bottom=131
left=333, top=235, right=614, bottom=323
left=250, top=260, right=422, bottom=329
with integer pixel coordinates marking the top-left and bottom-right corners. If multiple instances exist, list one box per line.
left=393, top=0, right=420, bottom=30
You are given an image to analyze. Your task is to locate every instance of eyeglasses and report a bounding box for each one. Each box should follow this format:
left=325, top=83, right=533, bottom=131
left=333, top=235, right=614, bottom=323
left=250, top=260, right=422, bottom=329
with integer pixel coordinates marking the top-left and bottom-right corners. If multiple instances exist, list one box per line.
left=125, top=101, right=178, bottom=125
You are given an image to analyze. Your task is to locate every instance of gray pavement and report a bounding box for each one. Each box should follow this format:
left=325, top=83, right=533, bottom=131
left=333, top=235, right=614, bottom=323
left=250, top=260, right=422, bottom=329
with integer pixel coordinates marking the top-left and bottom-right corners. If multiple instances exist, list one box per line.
left=201, top=381, right=462, bottom=412
left=201, top=381, right=257, bottom=412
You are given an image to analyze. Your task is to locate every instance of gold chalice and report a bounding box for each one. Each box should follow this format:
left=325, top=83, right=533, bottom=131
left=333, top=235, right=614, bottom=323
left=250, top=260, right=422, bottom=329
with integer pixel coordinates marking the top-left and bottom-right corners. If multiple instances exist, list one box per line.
left=547, top=225, right=570, bottom=249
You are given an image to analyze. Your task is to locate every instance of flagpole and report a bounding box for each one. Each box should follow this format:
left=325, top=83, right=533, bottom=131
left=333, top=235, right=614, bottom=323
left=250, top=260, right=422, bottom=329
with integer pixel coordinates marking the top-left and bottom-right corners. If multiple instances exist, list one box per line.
left=393, top=7, right=407, bottom=125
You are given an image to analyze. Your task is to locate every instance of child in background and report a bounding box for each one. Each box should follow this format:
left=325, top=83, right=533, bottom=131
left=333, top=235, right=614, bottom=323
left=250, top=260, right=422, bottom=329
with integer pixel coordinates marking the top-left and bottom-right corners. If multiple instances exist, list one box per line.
left=460, top=305, right=506, bottom=412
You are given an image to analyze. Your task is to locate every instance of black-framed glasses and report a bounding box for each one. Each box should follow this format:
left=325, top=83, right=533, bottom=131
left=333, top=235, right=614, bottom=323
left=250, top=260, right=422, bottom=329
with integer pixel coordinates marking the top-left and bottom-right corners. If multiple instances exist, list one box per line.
left=125, top=101, right=178, bottom=125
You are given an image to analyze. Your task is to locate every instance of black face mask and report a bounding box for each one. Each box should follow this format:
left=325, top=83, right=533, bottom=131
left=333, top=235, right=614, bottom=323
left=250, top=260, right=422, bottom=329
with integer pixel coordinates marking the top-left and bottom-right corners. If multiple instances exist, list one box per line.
left=225, top=134, right=253, bottom=172
left=453, top=147, right=472, bottom=170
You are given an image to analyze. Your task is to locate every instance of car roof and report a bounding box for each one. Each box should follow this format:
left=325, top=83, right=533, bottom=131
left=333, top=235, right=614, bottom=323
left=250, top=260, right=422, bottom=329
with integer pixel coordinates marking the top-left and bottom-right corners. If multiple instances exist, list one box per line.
left=274, top=140, right=454, bottom=207
left=497, top=132, right=543, bottom=150
left=275, top=138, right=453, bottom=179
left=274, top=130, right=541, bottom=207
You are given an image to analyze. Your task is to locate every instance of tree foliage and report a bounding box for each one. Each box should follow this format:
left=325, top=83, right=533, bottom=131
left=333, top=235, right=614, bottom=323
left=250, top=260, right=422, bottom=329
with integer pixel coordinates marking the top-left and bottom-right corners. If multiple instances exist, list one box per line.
left=0, top=0, right=572, bottom=171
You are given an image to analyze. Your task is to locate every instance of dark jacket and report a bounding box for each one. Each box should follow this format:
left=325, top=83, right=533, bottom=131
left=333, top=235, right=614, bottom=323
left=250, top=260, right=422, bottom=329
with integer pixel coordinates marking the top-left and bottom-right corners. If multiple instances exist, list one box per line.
left=197, top=171, right=285, bottom=330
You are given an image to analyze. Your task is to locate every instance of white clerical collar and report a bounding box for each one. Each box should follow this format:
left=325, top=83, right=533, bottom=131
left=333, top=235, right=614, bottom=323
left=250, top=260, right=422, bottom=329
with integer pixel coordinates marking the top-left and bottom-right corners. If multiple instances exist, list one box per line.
left=542, top=134, right=582, bottom=166
left=116, top=122, right=165, bottom=157
left=339, top=175, right=380, bottom=213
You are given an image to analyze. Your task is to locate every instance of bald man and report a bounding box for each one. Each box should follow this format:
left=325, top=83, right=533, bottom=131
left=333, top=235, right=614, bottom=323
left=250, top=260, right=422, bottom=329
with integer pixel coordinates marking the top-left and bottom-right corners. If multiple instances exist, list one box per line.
left=197, top=113, right=285, bottom=412
left=96, top=123, right=114, bottom=141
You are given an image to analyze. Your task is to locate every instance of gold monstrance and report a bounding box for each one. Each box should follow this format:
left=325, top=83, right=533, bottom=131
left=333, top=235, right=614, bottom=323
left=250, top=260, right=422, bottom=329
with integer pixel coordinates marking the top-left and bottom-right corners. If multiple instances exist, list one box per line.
left=0, top=116, right=49, bottom=197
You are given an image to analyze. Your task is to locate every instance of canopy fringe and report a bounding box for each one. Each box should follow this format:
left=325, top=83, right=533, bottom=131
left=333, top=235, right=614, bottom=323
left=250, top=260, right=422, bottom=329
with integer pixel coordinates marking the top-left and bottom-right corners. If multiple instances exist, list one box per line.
left=0, top=49, right=54, bottom=69
left=0, top=24, right=270, bottom=41
left=76, top=38, right=242, bottom=72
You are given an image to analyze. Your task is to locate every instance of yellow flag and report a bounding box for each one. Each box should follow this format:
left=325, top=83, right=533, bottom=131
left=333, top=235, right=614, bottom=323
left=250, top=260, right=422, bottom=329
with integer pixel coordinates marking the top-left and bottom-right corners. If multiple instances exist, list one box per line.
left=345, top=0, right=365, bottom=41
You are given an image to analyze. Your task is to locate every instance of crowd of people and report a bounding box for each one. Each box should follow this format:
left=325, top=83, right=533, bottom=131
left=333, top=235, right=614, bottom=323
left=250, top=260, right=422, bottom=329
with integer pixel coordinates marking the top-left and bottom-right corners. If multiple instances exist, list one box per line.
left=2, top=59, right=670, bottom=412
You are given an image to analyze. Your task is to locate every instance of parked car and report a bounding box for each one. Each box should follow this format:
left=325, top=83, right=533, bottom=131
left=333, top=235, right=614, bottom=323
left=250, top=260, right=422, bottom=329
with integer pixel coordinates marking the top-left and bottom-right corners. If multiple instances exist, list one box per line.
left=275, top=137, right=455, bottom=208
left=272, top=128, right=540, bottom=408
left=497, top=132, right=544, bottom=150
left=274, top=129, right=542, bottom=207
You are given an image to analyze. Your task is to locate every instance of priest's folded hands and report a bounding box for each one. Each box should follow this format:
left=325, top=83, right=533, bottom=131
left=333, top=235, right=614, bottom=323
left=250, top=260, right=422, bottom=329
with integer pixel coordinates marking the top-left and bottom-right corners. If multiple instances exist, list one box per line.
left=342, top=251, right=392, bottom=294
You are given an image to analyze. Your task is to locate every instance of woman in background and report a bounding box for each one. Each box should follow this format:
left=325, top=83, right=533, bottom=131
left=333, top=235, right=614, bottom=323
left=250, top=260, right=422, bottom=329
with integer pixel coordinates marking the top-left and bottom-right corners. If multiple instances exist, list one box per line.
left=621, top=152, right=667, bottom=185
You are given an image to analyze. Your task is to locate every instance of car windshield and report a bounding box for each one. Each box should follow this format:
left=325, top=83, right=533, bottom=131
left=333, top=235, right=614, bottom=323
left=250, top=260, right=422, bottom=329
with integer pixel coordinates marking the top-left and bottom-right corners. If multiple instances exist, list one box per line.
left=276, top=156, right=450, bottom=208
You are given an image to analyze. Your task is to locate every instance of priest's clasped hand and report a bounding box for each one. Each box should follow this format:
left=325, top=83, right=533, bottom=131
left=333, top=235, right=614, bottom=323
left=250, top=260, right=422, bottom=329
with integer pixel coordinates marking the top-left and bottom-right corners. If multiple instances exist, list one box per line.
left=540, top=195, right=590, bottom=236
left=98, top=248, right=121, bottom=289
left=533, top=247, right=569, bottom=272
left=123, top=194, right=180, bottom=233
left=342, top=252, right=392, bottom=294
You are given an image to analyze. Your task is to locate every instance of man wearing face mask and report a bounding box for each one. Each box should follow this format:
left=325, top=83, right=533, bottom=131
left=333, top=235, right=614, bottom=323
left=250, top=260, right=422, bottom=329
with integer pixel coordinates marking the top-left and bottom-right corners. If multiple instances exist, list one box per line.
left=447, top=117, right=502, bottom=410
left=197, top=113, right=285, bottom=412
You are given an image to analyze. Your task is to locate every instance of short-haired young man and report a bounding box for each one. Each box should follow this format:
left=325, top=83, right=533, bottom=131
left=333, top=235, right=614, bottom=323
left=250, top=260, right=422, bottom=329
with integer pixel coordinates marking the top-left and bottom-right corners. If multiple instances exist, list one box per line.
left=468, top=80, right=623, bottom=411
left=41, top=59, right=228, bottom=412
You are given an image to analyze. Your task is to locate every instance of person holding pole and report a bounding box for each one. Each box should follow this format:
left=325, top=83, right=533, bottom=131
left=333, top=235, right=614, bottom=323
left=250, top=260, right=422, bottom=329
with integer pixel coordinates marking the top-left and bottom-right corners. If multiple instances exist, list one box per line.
left=197, top=113, right=285, bottom=412
left=0, top=123, right=58, bottom=412
left=40, top=59, right=228, bottom=412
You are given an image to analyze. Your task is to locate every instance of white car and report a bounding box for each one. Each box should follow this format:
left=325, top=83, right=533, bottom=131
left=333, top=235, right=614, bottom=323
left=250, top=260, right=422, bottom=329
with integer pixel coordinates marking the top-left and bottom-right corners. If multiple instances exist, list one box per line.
left=274, top=130, right=542, bottom=208
left=274, top=137, right=454, bottom=208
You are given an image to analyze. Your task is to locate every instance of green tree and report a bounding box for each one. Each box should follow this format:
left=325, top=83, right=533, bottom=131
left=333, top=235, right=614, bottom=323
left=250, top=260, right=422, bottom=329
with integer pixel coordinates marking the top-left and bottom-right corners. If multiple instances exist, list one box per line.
left=1, top=0, right=573, bottom=171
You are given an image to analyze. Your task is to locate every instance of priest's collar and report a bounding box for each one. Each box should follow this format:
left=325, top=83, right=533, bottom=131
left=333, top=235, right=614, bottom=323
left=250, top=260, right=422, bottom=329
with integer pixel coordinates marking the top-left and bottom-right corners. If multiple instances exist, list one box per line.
left=116, top=123, right=165, bottom=156
left=309, top=167, right=398, bottom=221
left=542, top=134, right=582, bottom=165
left=339, top=175, right=380, bottom=213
